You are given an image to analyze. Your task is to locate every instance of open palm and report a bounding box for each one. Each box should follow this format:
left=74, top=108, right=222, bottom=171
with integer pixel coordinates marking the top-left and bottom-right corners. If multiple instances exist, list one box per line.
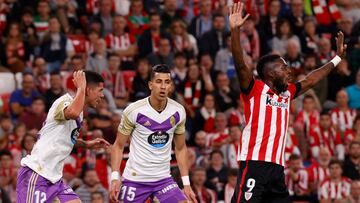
left=229, top=2, right=250, bottom=29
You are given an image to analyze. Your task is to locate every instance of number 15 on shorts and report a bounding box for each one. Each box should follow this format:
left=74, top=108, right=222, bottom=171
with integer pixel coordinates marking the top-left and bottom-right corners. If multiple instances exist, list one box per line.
left=120, top=186, right=137, bottom=201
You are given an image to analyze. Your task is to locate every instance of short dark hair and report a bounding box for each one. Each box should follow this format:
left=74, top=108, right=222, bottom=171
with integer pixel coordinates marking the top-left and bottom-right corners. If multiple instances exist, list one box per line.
left=303, top=94, right=315, bottom=102
left=329, top=159, right=342, bottom=168
left=50, top=71, right=61, bottom=76
left=350, top=141, right=360, bottom=149
left=174, top=52, right=187, bottom=59
left=228, top=168, right=238, bottom=177
left=0, top=150, right=12, bottom=159
left=32, top=96, right=45, bottom=104
left=210, top=149, right=224, bottom=159
left=84, top=70, right=104, bottom=85
left=320, top=109, right=331, bottom=116
left=71, top=54, right=83, bottom=61
left=289, top=154, right=301, bottom=161
left=212, top=13, right=225, bottom=21
left=150, top=64, right=171, bottom=80
left=91, top=191, right=104, bottom=200
left=149, top=12, right=161, bottom=20
left=256, top=54, right=281, bottom=80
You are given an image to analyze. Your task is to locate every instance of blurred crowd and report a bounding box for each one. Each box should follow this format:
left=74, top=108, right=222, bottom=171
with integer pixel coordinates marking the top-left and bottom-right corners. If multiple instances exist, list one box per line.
left=0, top=0, right=359, bottom=202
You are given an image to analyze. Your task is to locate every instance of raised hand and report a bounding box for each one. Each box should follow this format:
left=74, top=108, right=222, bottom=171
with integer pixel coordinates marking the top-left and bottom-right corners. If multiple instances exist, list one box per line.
left=229, top=2, right=250, bottom=29
left=336, top=31, right=347, bottom=59
left=86, top=138, right=110, bottom=149
left=72, top=70, right=86, bottom=90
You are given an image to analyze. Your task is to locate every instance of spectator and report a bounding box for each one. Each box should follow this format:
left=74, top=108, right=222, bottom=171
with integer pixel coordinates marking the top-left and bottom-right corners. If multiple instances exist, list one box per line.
left=209, top=113, right=229, bottom=149
left=346, top=69, right=360, bottom=110
left=85, top=29, right=101, bottom=56
left=160, top=0, right=182, bottom=31
left=241, top=18, right=260, bottom=61
left=86, top=39, right=108, bottom=73
left=91, top=191, right=105, bottom=203
left=319, top=160, right=351, bottom=202
left=344, top=180, right=360, bottom=203
left=9, top=73, right=40, bottom=119
left=193, top=131, right=211, bottom=167
left=40, top=16, right=74, bottom=73
left=0, top=150, right=17, bottom=202
left=20, top=133, right=36, bottom=157
left=300, top=17, right=320, bottom=54
left=284, top=0, right=306, bottom=36
left=171, top=52, right=188, bottom=87
left=343, top=141, right=360, bottom=180
left=76, top=168, right=109, bottom=203
left=206, top=150, right=228, bottom=201
left=309, top=110, right=345, bottom=161
left=0, top=115, right=13, bottom=138
left=214, top=72, right=238, bottom=112
left=214, top=33, right=235, bottom=79
left=199, top=53, right=217, bottom=84
left=271, top=18, right=301, bottom=56
left=169, top=19, right=198, bottom=57
left=284, top=118, right=301, bottom=164
left=221, top=125, right=241, bottom=169
left=224, top=168, right=237, bottom=203
left=66, top=54, right=86, bottom=93
left=91, top=0, right=113, bottom=37
left=284, top=39, right=303, bottom=77
left=20, top=8, right=38, bottom=49
left=131, top=58, right=151, bottom=101
left=188, top=0, right=213, bottom=39
left=330, top=89, right=357, bottom=133
left=104, top=15, right=137, bottom=70
left=18, top=97, right=46, bottom=131
left=307, top=147, right=331, bottom=193
left=199, top=14, right=228, bottom=59
left=126, top=0, right=149, bottom=38
left=147, top=37, right=174, bottom=67
left=191, top=167, right=217, bottom=203
left=33, top=0, right=51, bottom=40
left=44, top=71, right=65, bottom=112
left=32, top=57, right=50, bottom=94
left=318, top=37, right=336, bottom=65
left=295, top=94, right=320, bottom=136
left=193, top=93, right=216, bottom=134
left=138, top=12, right=171, bottom=58
left=285, top=154, right=309, bottom=199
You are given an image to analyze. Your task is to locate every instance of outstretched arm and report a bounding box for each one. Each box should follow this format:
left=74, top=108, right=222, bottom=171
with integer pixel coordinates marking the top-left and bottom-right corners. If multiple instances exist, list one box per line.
left=229, top=2, right=252, bottom=90
left=298, top=31, right=347, bottom=95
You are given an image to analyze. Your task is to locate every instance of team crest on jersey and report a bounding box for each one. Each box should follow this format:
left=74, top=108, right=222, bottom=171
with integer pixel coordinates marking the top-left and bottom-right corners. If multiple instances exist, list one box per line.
left=148, top=131, right=170, bottom=148
left=170, top=116, right=176, bottom=127
left=245, top=192, right=253, bottom=201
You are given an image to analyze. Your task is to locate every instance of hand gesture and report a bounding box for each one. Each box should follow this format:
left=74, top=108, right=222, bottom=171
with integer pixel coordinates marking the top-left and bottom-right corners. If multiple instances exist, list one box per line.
left=86, top=138, right=110, bottom=149
left=110, top=179, right=121, bottom=202
left=72, top=70, right=86, bottom=90
left=183, top=185, right=197, bottom=203
left=336, top=31, right=347, bottom=59
left=229, top=2, right=250, bottom=29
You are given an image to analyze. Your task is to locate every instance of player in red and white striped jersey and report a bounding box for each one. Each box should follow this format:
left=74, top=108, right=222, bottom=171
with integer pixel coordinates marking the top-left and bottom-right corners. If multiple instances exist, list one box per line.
left=284, top=155, right=309, bottom=197
left=307, top=147, right=331, bottom=193
left=309, top=111, right=345, bottom=160
left=319, top=160, right=352, bottom=202
left=330, top=89, right=357, bottom=133
left=229, top=2, right=347, bottom=202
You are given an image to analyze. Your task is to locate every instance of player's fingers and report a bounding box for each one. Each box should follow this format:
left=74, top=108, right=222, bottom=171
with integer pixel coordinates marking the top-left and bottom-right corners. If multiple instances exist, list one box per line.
left=229, top=4, right=232, bottom=14
left=243, top=13, right=250, bottom=21
left=239, top=2, right=243, bottom=13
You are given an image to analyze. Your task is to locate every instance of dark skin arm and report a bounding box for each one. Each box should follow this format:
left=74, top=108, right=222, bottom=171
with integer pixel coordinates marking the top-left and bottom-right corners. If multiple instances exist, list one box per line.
left=298, top=31, right=347, bottom=95
left=229, top=2, right=252, bottom=90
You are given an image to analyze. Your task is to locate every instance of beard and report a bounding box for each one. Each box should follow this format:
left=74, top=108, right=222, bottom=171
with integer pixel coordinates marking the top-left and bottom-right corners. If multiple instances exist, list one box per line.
left=273, top=78, right=288, bottom=93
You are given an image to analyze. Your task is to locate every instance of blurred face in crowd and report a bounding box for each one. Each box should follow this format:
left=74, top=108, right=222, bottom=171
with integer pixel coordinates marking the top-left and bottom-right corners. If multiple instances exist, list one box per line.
left=318, top=147, right=331, bottom=167
left=289, top=158, right=302, bottom=172
left=23, top=134, right=36, bottom=152
left=318, top=38, right=331, bottom=55
left=302, top=97, right=315, bottom=112
left=164, top=0, right=177, bottom=12
left=200, top=54, right=213, bottom=71
left=174, top=55, right=187, bottom=69
left=172, top=20, right=186, bottom=35
left=195, top=131, right=206, bottom=148
left=304, top=20, right=316, bottom=36
left=0, top=154, right=12, bottom=169
left=91, top=193, right=104, bottom=203
left=22, top=13, right=33, bottom=26
left=229, top=126, right=241, bottom=142
left=131, top=0, right=143, bottom=15
left=188, top=64, right=200, bottom=81
left=319, top=114, right=332, bottom=130
left=213, top=16, right=226, bottom=31
left=112, top=16, right=126, bottom=34
left=94, top=39, right=106, bottom=55
left=158, top=38, right=171, bottom=56
left=269, top=0, right=281, bottom=17
left=210, top=152, right=224, bottom=167
left=336, top=90, right=349, bottom=108
left=203, top=94, right=215, bottom=110
left=287, top=40, right=300, bottom=59
left=291, top=0, right=303, bottom=17
left=351, top=181, right=360, bottom=200
left=216, top=73, right=230, bottom=89
left=22, top=74, right=35, bottom=94
left=37, top=1, right=50, bottom=17
left=228, top=175, right=237, bottom=187
left=304, top=56, right=317, bottom=71
left=0, top=118, right=12, bottom=132
left=243, top=19, right=255, bottom=35
left=149, top=15, right=161, bottom=31
left=215, top=113, right=228, bottom=131
left=49, top=17, right=61, bottom=33
left=34, top=57, right=47, bottom=74
left=200, top=0, right=212, bottom=16
left=31, top=99, right=45, bottom=115
left=339, top=17, right=353, bottom=35
left=71, top=57, right=85, bottom=71
left=41, top=69, right=58, bottom=88
left=100, top=0, right=112, bottom=15
left=108, top=55, right=121, bottom=72
left=279, top=21, right=291, bottom=36
left=84, top=170, right=100, bottom=187
left=9, top=23, right=20, bottom=38
left=191, top=169, right=206, bottom=186
left=329, top=163, right=342, bottom=180
left=350, top=143, right=360, bottom=159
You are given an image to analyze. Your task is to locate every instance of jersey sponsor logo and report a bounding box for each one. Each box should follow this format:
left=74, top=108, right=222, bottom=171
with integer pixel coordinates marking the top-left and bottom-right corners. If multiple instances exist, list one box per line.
left=71, top=118, right=82, bottom=144
left=245, top=192, right=252, bottom=201
left=266, top=95, right=288, bottom=108
left=148, top=131, right=170, bottom=148
left=160, top=183, right=178, bottom=194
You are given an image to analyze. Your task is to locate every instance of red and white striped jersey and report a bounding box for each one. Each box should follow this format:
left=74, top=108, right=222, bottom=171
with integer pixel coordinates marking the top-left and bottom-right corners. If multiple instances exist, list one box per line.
left=344, top=129, right=356, bottom=144
left=284, top=168, right=309, bottom=196
left=295, top=110, right=320, bottom=136
left=330, top=108, right=357, bottom=132
left=68, top=35, right=88, bottom=54
left=284, top=127, right=301, bottom=164
left=307, top=162, right=330, bottom=187
left=319, top=177, right=351, bottom=200
left=238, top=79, right=300, bottom=166
left=309, top=126, right=343, bottom=157
left=104, top=33, right=136, bottom=61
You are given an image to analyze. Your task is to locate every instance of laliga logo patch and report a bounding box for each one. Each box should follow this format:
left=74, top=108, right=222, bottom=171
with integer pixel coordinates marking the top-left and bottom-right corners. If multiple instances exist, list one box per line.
left=70, top=127, right=81, bottom=144
left=244, top=192, right=252, bottom=201
left=148, top=131, right=170, bottom=148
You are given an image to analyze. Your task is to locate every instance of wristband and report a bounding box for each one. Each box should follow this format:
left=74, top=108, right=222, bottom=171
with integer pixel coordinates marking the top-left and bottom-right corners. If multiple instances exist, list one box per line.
left=330, top=55, right=341, bottom=67
left=111, top=171, right=120, bottom=181
left=182, top=176, right=190, bottom=186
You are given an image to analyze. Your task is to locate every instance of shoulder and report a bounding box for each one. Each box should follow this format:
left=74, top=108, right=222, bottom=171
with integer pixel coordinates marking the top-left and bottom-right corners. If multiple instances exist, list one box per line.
left=123, top=98, right=148, bottom=116
left=168, top=98, right=185, bottom=110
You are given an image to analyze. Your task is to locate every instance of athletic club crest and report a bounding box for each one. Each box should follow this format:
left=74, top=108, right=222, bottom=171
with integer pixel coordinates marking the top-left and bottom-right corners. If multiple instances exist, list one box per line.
left=245, top=192, right=253, bottom=201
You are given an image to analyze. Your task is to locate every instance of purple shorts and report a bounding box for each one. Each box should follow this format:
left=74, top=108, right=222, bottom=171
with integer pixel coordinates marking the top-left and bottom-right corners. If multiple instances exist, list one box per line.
left=16, top=166, right=79, bottom=203
left=118, top=177, right=188, bottom=202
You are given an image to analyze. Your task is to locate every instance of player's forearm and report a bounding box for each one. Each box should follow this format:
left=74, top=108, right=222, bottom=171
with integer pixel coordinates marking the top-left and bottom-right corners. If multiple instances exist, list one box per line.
left=111, top=140, right=124, bottom=173
left=74, top=138, right=87, bottom=148
left=175, top=146, right=189, bottom=177
left=66, top=88, right=85, bottom=119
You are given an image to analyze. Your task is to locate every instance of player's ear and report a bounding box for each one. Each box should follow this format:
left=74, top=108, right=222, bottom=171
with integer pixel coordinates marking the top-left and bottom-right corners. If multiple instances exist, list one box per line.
left=148, top=80, right=153, bottom=91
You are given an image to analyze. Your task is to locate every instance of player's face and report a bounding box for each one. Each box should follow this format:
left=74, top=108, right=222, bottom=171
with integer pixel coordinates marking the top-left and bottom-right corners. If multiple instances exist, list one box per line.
left=87, top=83, right=105, bottom=108
left=270, top=59, right=292, bottom=93
left=149, top=73, right=172, bottom=101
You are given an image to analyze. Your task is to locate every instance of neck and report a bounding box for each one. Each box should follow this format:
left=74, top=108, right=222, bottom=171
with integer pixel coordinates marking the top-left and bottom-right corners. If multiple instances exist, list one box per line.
left=212, top=164, right=222, bottom=171
left=351, top=156, right=360, bottom=164
left=332, top=177, right=341, bottom=183
left=22, top=90, right=31, bottom=97
left=151, top=29, right=160, bottom=35
left=339, top=105, right=348, bottom=111
left=114, top=30, right=124, bottom=36
left=264, top=80, right=281, bottom=94
left=167, top=10, right=176, bottom=16
left=149, top=96, right=167, bottom=112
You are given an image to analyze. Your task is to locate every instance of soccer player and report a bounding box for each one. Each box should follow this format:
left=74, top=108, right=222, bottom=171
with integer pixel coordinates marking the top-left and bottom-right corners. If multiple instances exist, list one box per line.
left=229, top=2, right=347, bottom=203
left=16, top=70, right=110, bottom=203
left=110, top=64, right=197, bottom=202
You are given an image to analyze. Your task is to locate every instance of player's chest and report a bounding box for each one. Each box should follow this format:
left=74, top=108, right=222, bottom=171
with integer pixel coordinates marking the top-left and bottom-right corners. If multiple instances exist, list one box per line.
left=261, top=90, right=290, bottom=109
left=134, top=111, right=180, bottom=134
